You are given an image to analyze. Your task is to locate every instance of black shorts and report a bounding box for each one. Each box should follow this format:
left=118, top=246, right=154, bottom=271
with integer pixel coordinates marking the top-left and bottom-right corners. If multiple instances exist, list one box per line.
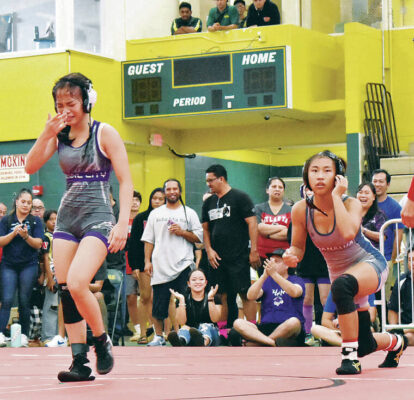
left=216, top=257, right=251, bottom=295
left=152, top=267, right=191, bottom=320
left=258, top=322, right=306, bottom=346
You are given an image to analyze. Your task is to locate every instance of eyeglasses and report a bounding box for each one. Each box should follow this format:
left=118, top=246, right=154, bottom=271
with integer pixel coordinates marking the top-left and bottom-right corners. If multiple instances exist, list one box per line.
left=206, top=177, right=219, bottom=184
left=32, top=206, right=44, bottom=211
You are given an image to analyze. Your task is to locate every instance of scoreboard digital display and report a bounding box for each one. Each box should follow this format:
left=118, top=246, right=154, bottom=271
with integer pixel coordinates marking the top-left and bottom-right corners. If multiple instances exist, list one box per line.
left=122, top=46, right=291, bottom=119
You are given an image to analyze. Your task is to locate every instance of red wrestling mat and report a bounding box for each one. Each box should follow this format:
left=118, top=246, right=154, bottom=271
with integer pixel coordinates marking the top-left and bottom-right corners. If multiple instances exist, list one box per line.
left=0, top=346, right=412, bottom=400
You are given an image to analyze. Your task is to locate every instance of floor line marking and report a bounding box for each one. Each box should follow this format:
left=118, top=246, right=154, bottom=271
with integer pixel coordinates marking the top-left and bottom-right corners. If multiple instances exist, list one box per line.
left=0, top=384, right=53, bottom=390
left=4, top=383, right=104, bottom=394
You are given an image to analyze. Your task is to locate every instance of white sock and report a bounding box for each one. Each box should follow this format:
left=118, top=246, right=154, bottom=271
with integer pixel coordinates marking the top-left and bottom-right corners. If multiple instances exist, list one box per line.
left=385, top=332, right=402, bottom=351
left=134, top=324, right=141, bottom=335
left=341, top=341, right=359, bottom=360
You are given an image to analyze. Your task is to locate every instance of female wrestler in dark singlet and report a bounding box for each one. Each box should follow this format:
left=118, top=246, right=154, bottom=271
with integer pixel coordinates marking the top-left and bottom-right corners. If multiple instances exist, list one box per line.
left=26, top=73, right=133, bottom=382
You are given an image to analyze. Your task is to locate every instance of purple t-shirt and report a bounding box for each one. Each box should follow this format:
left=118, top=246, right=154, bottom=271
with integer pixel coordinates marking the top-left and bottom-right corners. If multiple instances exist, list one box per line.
left=362, top=209, right=387, bottom=249
left=259, top=275, right=305, bottom=327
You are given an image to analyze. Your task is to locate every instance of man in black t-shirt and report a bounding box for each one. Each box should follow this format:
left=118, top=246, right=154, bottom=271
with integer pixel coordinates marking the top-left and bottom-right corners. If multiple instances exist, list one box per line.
left=246, top=0, right=280, bottom=27
left=202, top=164, right=260, bottom=327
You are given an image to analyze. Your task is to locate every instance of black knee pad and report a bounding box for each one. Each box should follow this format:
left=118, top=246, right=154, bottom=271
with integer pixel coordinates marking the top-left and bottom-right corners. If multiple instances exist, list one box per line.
left=331, top=274, right=359, bottom=315
left=357, top=310, right=377, bottom=357
left=59, top=283, right=84, bottom=324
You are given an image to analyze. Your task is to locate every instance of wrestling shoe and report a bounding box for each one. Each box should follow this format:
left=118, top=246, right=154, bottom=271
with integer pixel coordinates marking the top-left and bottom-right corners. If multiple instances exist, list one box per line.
left=378, top=334, right=408, bottom=368
left=336, top=359, right=361, bottom=375
left=167, top=331, right=186, bottom=347
left=189, top=328, right=204, bottom=346
left=58, top=353, right=95, bottom=382
left=93, top=333, right=114, bottom=375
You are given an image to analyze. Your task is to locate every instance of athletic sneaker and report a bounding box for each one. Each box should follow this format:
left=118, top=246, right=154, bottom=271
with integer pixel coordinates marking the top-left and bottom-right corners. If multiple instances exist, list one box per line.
left=0, top=332, right=6, bottom=348
left=20, top=334, right=29, bottom=348
left=305, top=333, right=320, bottom=347
left=336, top=359, right=361, bottom=375
left=147, top=335, right=166, bottom=346
left=378, top=334, right=408, bottom=368
left=167, top=331, right=186, bottom=347
left=93, top=333, right=114, bottom=375
left=189, top=328, right=204, bottom=346
left=45, top=335, right=68, bottom=347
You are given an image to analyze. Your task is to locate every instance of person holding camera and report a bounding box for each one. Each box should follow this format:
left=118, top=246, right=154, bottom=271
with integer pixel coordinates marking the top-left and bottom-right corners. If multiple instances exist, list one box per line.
left=0, top=188, right=44, bottom=347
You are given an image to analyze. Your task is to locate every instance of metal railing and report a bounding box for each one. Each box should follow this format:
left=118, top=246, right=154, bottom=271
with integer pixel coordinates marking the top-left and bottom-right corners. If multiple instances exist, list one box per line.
left=363, top=83, right=400, bottom=178
left=378, top=218, right=414, bottom=332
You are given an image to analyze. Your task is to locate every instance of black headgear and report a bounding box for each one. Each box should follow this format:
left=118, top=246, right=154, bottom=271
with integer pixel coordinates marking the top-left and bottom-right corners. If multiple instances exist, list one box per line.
left=302, top=150, right=346, bottom=217
left=53, top=73, right=97, bottom=114
left=302, top=150, right=346, bottom=189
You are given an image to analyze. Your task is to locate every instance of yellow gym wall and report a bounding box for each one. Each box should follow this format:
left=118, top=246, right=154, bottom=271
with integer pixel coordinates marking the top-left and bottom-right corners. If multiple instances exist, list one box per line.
left=0, top=53, right=68, bottom=141
left=201, top=145, right=348, bottom=168
left=311, top=0, right=341, bottom=34
left=385, top=28, right=414, bottom=149
left=344, top=23, right=383, bottom=135
left=392, top=0, right=414, bottom=27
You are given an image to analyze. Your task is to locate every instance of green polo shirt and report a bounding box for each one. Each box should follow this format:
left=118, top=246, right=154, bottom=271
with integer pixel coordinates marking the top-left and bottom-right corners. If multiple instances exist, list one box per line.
left=171, top=17, right=202, bottom=35
left=207, top=5, right=239, bottom=27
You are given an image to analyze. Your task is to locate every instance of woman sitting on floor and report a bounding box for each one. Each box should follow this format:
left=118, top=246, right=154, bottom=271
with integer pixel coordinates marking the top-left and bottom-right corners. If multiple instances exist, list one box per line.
left=168, top=269, right=222, bottom=346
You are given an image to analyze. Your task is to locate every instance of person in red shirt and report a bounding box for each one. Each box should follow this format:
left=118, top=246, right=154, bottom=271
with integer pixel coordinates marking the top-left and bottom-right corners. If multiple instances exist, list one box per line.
left=255, top=177, right=291, bottom=276
left=402, top=176, right=414, bottom=228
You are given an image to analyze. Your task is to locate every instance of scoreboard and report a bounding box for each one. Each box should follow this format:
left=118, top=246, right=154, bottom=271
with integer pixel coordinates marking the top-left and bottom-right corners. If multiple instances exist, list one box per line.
left=122, top=46, right=291, bottom=119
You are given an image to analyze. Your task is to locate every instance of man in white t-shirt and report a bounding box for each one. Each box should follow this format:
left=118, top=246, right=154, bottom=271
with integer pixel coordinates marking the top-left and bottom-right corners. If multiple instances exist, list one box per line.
left=142, top=179, right=203, bottom=346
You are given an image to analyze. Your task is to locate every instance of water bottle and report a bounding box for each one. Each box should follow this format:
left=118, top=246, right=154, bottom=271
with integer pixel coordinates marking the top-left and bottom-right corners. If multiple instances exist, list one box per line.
left=10, top=318, right=22, bottom=348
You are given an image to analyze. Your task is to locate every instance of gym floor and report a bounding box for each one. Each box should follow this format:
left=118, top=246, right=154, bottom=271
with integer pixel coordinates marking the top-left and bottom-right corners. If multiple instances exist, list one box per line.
left=0, top=346, right=412, bottom=399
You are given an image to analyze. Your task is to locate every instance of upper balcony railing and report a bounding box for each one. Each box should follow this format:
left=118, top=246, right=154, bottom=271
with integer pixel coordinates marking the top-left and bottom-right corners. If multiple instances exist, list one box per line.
left=0, top=0, right=412, bottom=59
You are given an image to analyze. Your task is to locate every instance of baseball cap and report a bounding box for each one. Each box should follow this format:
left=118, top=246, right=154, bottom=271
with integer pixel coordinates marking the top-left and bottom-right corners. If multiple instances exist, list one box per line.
left=266, top=248, right=285, bottom=258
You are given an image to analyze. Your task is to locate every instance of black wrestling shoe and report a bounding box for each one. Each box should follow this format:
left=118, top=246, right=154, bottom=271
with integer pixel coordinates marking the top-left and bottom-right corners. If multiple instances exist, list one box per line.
left=93, top=333, right=114, bottom=375
left=58, top=353, right=95, bottom=382
left=167, top=331, right=186, bottom=347
left=189, top=328, right=205, bottom=346
left=379, top=335, right=408, bottom=368
left=336, top=359, right=362, bottom=375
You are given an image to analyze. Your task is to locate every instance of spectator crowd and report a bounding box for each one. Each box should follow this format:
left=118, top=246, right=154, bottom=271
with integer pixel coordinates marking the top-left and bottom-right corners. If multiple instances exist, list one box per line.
left=171, top=0, right=281, bottom=35
left=0, top=163, right=412, bottom=349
